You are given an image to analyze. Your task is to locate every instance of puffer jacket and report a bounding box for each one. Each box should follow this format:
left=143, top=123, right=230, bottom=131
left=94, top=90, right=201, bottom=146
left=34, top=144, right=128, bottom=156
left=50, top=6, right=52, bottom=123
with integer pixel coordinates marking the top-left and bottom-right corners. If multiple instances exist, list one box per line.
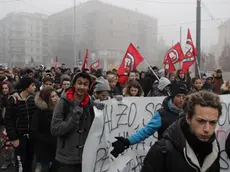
left=31, top=93, right=57, bottom=162
left=141, top=117, right=220, bottom=172
left=4, top=92, right=36, bottom=141
left=51, top=87, right=94, bottom=165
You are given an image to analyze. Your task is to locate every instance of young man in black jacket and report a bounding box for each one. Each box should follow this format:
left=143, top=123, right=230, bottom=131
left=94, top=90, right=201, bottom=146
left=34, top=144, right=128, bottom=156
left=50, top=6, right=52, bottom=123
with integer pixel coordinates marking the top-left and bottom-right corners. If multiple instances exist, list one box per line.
left=141, top=91, right=221, bottom=172
left=4, top=76, right=36, bottom=172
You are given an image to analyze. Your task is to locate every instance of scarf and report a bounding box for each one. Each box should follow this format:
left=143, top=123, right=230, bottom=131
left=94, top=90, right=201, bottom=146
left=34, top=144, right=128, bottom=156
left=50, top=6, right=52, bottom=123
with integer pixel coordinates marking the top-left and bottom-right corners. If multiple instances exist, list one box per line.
left=182, top=122, right=215, bottom=166
left=66, top=88, right=90, bottom=108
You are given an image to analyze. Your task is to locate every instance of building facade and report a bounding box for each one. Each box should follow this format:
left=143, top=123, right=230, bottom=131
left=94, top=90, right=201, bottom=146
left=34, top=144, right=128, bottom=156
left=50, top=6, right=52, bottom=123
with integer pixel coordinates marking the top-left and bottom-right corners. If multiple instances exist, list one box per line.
left=48, top=0, right=158, bottom=68
left=218, top=20, right=230, bottom=53
left=0, top=12, right=48, bottom=67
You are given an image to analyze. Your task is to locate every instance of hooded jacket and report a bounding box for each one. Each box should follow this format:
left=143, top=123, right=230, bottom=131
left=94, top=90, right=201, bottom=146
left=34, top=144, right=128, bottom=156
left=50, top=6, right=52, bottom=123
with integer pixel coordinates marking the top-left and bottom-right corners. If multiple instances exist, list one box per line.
left=128, top=96, right=183, bottom=145
left=141, top=117, right=220, bottom=172
left=51, top=87, right=94, bottom=165
left=4, top=92, right=36, bottom=141
left=147, top=77, right=170, bottom=97
left=31, top=93, right=57, bottom=162
left=220, top=84, right=230, bottom=95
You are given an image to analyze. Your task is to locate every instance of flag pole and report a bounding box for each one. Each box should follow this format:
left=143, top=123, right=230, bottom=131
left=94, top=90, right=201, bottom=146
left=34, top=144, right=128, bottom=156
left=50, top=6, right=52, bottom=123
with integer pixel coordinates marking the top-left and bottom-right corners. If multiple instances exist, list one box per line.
left=143, top=59, right=160, bottom=80
left=136, top=45, right=159, bottom=80
left=195, top=56, right=201, bottom=78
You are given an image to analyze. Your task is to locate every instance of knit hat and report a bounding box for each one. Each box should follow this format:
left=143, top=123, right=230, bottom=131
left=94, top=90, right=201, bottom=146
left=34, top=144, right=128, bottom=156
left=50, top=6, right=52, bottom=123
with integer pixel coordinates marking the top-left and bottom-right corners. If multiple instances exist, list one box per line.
left=18, top=76, right=35, bottom=91
left=157, top=77, right=171, bottom=91
left=215, top=68, right=222, bottom=73
left=94, top=77, right=110, bottom=92
left=71, top=71, right=91, bottom=86
left=170, top=83, right=187, bottom=97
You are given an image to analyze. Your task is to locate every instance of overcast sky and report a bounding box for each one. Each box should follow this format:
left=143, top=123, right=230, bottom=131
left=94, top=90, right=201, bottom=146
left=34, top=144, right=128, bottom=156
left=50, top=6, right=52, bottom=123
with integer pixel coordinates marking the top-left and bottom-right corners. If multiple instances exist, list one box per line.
left=0, top=0, right=229, bottom=51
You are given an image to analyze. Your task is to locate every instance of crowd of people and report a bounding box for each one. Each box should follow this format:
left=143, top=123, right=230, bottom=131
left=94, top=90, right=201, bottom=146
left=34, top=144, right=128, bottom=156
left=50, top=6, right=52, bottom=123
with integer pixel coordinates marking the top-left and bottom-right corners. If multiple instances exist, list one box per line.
left=0, top=64, right=228, bottom=172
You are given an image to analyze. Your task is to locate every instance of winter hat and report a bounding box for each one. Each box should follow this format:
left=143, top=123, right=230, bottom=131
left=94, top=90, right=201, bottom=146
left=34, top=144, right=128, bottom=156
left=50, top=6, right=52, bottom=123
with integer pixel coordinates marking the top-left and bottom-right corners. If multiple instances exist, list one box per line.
left=18, top=76, right=35, bottom=91
left=170, top=83, right=187, bottom=97
left=71, top=71, right=91, bottom=86
left=215, top=68, right=222, bottom=73
left=157, top=77, right=171, bottom=91
left=94, top=77, right=110, bottom=92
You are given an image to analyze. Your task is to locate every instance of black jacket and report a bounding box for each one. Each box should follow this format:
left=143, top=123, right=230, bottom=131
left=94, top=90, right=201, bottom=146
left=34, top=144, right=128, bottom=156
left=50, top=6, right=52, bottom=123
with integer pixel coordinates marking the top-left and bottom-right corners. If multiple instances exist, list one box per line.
left=4, top=92, right=36, bottom=141
left=141, top=117, right=220, bottom=172
left=157, top=97, right=183, bottom=139
left=31, top=93, right=57, bottom=162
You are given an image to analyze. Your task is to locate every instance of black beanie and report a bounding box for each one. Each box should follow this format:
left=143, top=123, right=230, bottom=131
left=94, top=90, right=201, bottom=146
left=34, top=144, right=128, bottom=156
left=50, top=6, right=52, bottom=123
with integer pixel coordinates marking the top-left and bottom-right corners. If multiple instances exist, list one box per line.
left=18, top=77, right=35, bottom=91
left=170, top=83, right=187, bottom=97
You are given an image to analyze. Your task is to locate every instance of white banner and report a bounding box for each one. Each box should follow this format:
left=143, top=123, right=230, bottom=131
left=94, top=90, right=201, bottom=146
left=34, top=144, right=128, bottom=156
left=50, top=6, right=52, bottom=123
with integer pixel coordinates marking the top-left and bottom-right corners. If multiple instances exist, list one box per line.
left=83, top=96, right=230, bottom=172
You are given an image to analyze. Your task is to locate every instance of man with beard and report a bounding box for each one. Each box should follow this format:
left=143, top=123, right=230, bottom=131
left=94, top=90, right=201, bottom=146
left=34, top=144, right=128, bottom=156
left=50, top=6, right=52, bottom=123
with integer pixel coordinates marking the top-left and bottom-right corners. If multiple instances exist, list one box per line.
left=141, top=91, right=221, bottom=172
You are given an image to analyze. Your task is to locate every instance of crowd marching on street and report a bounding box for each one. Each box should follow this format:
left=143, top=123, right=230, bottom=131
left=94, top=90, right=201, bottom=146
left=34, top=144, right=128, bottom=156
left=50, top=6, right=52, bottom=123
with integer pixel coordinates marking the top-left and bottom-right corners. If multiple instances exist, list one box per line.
left=0, top=62, right=229, bottom=172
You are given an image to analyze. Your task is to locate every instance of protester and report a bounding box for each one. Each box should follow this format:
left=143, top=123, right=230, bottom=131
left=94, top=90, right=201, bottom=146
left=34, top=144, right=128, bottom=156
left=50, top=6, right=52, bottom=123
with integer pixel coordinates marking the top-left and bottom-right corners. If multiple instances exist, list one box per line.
left=51, top=72, right=102, bottom=172
left=203, top=75, right=215, bottom=92
left=40, top=77, right=54, bottom=90
left=147, top=77, right=171, bottom=97
left=189, top=77, right=203, bottom=94
left=56, top=76, right=71, bottom=97
left=0, top=81, right=14, bottom=170
left=107, top=71, right=122, bottom=98
left=141, top=91, right=221, bottom=172
left=4, top=76, right=37, bottom=172
left=32, top=87, right=59, bottom=172
left=220, top=80, right=230, bottom=95
left=91, top=76, right=110, bottom=101
left=123, top=79, right=144, bottom=97
left=128, top=71, right=137, bottom=81
left=213, top=68, right=224, bottom=94
left=111, top=83, right=187, bottom=157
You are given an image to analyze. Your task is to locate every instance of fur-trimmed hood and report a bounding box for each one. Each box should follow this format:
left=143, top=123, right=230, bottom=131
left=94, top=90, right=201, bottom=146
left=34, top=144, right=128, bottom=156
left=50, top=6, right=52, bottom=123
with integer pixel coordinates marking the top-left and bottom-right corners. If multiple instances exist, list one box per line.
left=221, top=84, right=230, bottom=92
left=35, top=92, right=48, bottom=110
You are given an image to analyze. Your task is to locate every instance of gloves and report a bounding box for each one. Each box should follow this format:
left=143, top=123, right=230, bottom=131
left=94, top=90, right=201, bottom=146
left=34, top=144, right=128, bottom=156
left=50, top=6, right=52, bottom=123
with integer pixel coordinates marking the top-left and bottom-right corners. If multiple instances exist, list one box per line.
left=114, top=95, right=123, bottom=101
left=110, top=137, right=130, bottom=158
left=93, top=101, right=105, bottom=110
left=72, top=103, right=83, bottom=122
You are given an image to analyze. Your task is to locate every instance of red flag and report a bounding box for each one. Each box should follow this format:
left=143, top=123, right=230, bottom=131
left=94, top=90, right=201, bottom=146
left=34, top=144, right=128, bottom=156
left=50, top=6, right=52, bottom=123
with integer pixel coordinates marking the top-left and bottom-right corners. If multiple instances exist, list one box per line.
left=81, top=49, right=88, bottom=70
left=182, top=29, right=198, bottom=72
left=90, top=59, right=100, bottom=70
left=165, top=56, right=176, bottom=73
left=54, top=56, right=60, bottom=68
left=163, top=42, right=184, bottom=65
left=117, top=43, right=144, bottom=84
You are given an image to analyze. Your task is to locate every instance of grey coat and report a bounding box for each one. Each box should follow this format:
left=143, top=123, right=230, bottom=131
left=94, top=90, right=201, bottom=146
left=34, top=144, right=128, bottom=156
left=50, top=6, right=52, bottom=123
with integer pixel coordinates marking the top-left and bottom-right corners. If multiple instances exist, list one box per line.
left=51, top=89, right=94, bottom=165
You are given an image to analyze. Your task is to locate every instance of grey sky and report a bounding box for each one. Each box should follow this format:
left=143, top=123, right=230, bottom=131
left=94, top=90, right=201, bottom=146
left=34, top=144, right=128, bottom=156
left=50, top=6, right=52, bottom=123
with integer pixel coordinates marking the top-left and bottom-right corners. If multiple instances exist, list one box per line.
left=0, top=0, right=229, bottom=50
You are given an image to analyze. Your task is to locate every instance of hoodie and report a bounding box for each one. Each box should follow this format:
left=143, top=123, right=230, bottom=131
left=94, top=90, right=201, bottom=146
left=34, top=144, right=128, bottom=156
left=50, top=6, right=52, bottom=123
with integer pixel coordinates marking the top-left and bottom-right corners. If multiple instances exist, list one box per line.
left=51, top=87, right=94, bottom=165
